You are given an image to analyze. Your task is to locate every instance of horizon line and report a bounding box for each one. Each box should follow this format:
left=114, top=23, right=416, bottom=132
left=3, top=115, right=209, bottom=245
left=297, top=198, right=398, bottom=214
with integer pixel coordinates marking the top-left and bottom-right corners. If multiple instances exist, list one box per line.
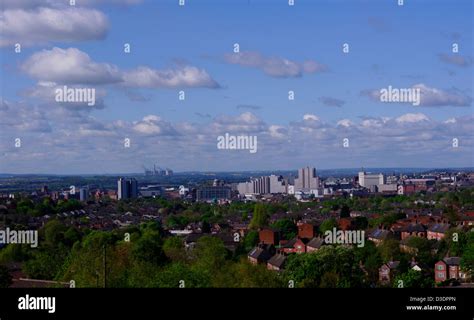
left=1, top=166, right=473, bottom=176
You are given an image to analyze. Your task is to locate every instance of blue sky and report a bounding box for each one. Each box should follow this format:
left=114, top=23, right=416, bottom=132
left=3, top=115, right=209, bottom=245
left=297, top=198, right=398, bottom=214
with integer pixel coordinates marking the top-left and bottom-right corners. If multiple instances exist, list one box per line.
left=0, top=0, right=473, bottom=173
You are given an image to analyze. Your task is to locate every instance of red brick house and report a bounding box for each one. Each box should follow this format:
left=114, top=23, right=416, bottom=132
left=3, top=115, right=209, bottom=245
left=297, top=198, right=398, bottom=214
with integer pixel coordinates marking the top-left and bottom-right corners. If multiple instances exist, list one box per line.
left=435, top=257, right=467, bottom=283
left=297, top=222, right=316, bottom=239
left=400, top=224, right=427, bottom=240
left=427, top=223, right=450, bottom=241
left=379, top=261, right=399, bottom=285
left=281, top=237, right=308, bottom=254
left=259, top=228, right=280, bottom=245
left=456, top=214, right=474, bottom=227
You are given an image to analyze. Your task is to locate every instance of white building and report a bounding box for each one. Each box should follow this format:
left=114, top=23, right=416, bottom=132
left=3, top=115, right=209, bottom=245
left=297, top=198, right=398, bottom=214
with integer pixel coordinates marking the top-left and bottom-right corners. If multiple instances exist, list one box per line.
left=358, top=171, right=384, bottom=190
left=237, top=175, right=287, bottom=195
left=294, top=167, right=320, bottom=191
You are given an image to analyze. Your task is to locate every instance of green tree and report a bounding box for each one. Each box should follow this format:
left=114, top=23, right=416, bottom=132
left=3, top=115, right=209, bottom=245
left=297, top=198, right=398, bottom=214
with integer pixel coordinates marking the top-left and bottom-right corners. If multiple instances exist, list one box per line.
left=461, top=232, right=474, bottom=276
left=193, top=236, right=228, bottom=272
left=43, top=219, right=67, bottom=246
left=163, top=237, right=186, bottom=262
left=378, top=238, right=401, bottom=262
left=249, top=203, right=268, bottom=229
left=319, top=218, right=338, bottom=234
left=243, top=230, right=259, bottom=252
left=131, top=229, right=166, bottom=266
left=271, top=219, right=297, bottom=240
left=393, top=269, right=434, bottom=288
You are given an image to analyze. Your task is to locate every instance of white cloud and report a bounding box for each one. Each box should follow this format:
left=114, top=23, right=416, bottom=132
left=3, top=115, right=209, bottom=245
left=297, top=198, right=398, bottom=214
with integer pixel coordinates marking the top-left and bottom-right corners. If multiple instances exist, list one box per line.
left=362, top=83, right=472, bottom=107
left=0, top=98, right=51, bottom=133
left=224, top=51, right=326, bottom=78
left=303, top=114, right=320, bottom=121
left=268, top=125, right=287, bottom=138
left=0, top=7, right=108, bottom=47
left=414, top=83, right=472, bottom=107
left=21, top=47, right=121, bottom=84
left=395, top=113, right=430, bottom=123
left=132, top=115, right=177, bottom=136
left=337, top=119, right=354, bottom=127
left=123, top=66, right=220, bottom=89
left=21, top=47, right=220, bottom=89
left=0, top=96, right=472, bottom=173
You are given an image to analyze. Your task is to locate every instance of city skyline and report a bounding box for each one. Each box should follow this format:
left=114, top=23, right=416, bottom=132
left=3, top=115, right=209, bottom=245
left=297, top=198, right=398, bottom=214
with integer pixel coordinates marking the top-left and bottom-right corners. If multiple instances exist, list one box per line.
left=1, top=0, right=473, bottom=174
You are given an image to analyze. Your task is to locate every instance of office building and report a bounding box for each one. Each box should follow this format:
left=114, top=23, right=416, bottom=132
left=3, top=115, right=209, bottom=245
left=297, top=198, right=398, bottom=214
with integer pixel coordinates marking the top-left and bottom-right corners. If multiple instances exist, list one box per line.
left=118, top=178, right=139, bottom=200
left=196, top=186, right=231, bottom=202
left=294, top=167, right=320, bottom=191
left=237, top=175, right=287, bottom=195
left=79, top=187, right=88, bottom=202
left=358, top=171, right=385, bottom=189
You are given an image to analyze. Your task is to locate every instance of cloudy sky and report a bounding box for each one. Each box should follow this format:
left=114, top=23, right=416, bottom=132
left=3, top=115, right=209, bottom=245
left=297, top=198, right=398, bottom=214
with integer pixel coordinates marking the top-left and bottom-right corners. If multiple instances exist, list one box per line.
left=0, top=0, right=473, bottom=174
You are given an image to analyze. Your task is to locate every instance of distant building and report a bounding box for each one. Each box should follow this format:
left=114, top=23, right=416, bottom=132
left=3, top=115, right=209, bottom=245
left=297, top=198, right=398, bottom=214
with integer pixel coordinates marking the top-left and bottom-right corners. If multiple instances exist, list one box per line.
left=196, top=185, right=231, bottom=202
left=377, top=184, right=398, bottom=194
left=117, top=178, right=138, bottom=200
left=269, top=175, right=287, bottom=193
left=79, top=187, right=88, bottom=202
left=294, top=167, right=319, bottom=191
left=144, top=164, right=173, bottom=176
left=237, top=175, right=287, bottom=195
left=139, top=185, right=163, bottom=198
left=397, top=179, right=435, bottom=195
left=358, top=171, right=384, bottom=190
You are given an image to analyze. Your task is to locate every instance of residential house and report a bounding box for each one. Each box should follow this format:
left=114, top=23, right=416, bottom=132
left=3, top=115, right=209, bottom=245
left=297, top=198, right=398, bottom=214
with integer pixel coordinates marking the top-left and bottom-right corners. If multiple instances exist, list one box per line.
left=368, top=228, right=392, bottom=245
left=297, top=222, right=317, bottom=239
left=306, top=237, right=325, bottom=252
left=435, top=257, right=468, bottom=283
left=267, top=254, right=287, bottom=271
left=280, top=237, right=308, bottom=254
left=427, top=223, right=450, bottom=241
left=259, top=228, right=281, bottom=246
left=379, top=261, right=399, bottom=285
left=400, top=224, right=427, bottom=240
left=248, top=244, right=275, bottom=265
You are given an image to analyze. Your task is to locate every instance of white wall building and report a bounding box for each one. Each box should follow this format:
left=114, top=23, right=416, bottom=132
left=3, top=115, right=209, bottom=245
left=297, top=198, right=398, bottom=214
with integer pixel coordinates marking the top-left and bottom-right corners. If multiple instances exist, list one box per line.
left=358, top=171, right=384, bottom=189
